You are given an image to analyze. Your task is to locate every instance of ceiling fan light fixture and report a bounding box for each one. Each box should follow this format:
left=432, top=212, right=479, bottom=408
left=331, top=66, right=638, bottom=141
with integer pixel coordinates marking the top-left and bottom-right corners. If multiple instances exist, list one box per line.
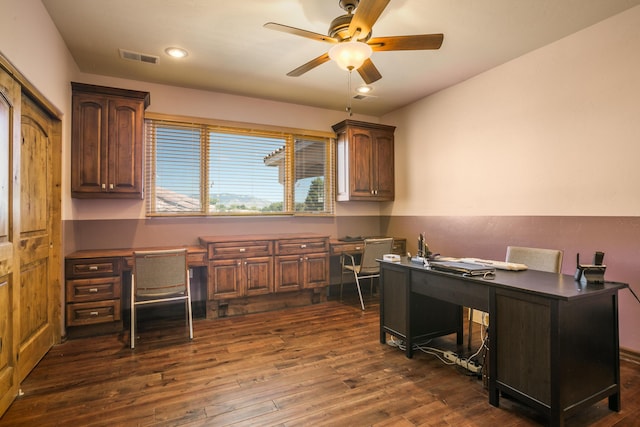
left=329, top=41, right=372, bottom=71
left=165, top=47, right=188, bottom=58
left=356, top=85, right=372, bottom=94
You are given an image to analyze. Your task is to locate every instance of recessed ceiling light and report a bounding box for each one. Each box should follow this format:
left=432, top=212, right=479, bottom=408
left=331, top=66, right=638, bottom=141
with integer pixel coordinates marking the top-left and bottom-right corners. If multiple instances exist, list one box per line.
left=165, top=47, right=188, bottom=58
left=356, top=85, right=372, bottom=94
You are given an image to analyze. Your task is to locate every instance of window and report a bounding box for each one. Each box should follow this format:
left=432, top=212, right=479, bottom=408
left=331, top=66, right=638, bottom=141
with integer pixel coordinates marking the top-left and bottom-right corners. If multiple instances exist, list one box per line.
left=145, top=114, right=334, bottom=216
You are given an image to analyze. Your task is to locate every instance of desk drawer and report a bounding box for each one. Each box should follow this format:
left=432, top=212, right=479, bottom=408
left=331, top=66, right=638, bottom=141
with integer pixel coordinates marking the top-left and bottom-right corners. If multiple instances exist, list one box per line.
left=277, top=238, right=328, bottom=255
left=66, top=257, right=121, bottom=278
left=66, top=300, right=121, bottom=326
left=331, top=242, right=364, bottom=255
left=411, top=272, right=489, bottom=312
left=66, top=276, right=122, bottom=303
left=207, top=240, right=273, bottom=259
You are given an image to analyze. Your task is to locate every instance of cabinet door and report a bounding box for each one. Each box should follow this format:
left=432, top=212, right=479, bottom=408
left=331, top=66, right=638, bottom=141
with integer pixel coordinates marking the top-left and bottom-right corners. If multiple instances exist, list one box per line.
left=107, top=97, right=144, bottom=196
left=209, top=259, right=243, bottom=299
left=244, top=256, right=273, bottom=296
left=71, top=93, right=109, bottom=195
left=274, top=255, right=303, bottom=292
left=348, top=128, right=375, bottom=199
left=372, top=131, right=394, bottom=200
left=303, top=253, right=329, bottom=289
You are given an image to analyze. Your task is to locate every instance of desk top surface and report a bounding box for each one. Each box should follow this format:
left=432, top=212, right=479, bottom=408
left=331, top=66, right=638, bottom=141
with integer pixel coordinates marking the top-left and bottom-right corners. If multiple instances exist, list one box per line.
left=381, top=259, right=628, bottom=301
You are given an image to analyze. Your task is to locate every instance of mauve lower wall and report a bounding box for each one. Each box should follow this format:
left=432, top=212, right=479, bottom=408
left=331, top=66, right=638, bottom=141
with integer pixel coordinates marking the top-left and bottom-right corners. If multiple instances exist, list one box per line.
left=62, top=216, right=383, bottom=254
left=384, top=215, right=640, bottom=353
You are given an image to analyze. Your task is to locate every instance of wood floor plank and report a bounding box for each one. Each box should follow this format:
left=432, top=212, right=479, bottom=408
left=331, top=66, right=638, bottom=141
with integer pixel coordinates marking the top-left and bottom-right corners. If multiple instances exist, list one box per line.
left=1, top=296, right=638, bottom=426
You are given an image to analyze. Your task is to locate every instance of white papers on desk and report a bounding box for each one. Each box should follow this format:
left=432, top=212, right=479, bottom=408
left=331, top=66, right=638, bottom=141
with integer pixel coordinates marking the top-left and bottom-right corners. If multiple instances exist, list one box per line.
left=459, top=258, right=528, bottom=271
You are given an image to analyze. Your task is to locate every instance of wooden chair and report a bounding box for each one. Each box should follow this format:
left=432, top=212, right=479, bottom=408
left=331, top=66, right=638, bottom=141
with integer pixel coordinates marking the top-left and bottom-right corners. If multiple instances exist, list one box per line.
left=131, top=248, right=193, bottom=349
left=468, top=246, right=563, bottom=348
left=340, top=238, right=394, bottom=310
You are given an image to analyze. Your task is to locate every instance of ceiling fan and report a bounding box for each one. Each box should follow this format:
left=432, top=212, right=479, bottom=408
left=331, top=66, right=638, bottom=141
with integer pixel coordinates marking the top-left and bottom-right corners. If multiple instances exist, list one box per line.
left=264, top=0, right=444, bottom=84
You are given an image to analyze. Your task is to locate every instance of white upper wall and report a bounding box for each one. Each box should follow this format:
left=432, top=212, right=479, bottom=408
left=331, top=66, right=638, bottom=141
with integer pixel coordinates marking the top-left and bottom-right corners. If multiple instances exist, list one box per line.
left=383, top=5, right=640, bottom=217
left=3, top=1, right=639, bottom=220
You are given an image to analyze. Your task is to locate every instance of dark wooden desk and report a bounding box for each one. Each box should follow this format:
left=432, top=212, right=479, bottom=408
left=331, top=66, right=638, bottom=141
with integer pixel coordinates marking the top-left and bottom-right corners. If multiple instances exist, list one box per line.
left=379, top=259, right=627, bottom=427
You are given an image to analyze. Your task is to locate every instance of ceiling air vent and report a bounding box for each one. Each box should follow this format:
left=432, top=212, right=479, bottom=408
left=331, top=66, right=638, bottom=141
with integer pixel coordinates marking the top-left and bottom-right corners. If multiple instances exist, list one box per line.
left=119, top=48, right=159, bottom=65
left=353, top=94, right=377, bottom=101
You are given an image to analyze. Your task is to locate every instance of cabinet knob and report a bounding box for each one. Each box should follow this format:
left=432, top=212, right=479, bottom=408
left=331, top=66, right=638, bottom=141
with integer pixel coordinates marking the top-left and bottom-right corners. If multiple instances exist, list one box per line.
left=101, top=183, right=106, bottom=190
left=109, top=184, right=114, bottom=190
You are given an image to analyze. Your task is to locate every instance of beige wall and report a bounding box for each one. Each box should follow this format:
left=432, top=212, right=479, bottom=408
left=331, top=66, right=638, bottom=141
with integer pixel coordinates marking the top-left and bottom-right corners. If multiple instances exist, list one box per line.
left=383, top=5, right=640, bottom=217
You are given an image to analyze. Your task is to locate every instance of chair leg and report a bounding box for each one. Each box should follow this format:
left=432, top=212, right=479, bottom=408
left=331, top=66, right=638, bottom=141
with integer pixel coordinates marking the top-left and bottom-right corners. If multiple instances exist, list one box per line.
left=354, top=273, right=365, bottom=311
left=468, top=308, right=473, bottom=350
left=186, top=298, right=193, bottom=340
left=131, top=300, right=136, bottom=349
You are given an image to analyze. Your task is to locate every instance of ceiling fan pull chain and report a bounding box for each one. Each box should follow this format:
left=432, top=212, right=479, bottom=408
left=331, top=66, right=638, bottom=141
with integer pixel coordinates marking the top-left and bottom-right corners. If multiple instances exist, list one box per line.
left=346, top=70, right=353, bottom=116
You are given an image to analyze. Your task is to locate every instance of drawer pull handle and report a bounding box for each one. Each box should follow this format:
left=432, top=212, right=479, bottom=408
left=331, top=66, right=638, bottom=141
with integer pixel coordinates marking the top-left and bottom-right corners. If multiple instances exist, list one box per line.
left=88, top=266, right=99, bottom=271
left=300, top=244, right=307, bottom=249
left=355, top=246, right=362, bottom=250
left=239, top=248, right=246, bottom=252
left=89, top=311, right=99, bottom=317
left=89, top=288, right=99, bottom=293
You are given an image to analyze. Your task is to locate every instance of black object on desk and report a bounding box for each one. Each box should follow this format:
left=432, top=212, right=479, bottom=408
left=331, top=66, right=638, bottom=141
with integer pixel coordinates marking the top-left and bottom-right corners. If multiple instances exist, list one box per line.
left=379, top=259, right=627, bottom=427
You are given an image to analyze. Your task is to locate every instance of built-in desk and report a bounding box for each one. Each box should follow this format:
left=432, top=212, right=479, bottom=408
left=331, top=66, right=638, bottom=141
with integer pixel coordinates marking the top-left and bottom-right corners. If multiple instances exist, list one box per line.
left=65, top=234, right=332, bottom=334
left=379, top=259, right=627, bottom=427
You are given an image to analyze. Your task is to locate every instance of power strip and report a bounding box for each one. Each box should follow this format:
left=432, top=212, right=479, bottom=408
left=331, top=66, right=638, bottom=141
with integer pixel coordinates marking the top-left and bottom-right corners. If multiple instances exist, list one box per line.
left=443, top=351, right=482, bottom=374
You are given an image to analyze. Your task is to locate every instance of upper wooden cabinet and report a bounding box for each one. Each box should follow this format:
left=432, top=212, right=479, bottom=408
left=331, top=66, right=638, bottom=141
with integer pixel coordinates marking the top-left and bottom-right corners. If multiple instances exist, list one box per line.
left=71, top=82, right=150, bottom=198
left=332, top=120, right=396, bottom=201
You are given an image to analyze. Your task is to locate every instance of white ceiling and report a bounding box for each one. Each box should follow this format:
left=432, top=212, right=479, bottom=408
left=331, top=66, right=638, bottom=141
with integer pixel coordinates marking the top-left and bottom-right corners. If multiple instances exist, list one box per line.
left=42, top=0, right=640, bottom=116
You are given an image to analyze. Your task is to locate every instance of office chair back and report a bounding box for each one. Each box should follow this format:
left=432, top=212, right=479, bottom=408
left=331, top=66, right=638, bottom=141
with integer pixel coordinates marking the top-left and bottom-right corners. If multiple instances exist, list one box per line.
left=359, top=238, right=394, bottom=274
left=506, top=246, right=563, bottom=273
left=131, top=248, right=193, bottom=348
left=134, top=250, right=188, bottom=298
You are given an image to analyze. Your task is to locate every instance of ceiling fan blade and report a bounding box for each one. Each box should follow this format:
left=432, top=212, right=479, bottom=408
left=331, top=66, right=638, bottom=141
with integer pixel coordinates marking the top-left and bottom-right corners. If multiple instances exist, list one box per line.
left=357, top=58, right=382, bottom=84
left=368, top=34, right=444, bottom=51
left=348, top=0, right=390, bottom=40
left=264, top=22, right=338, bottom=44
left=287, top=53, right=331, bottom=77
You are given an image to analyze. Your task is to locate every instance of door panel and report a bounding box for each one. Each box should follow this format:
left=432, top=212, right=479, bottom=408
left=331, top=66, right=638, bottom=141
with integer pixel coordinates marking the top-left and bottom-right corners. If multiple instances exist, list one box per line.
left=0, top=66, right=20, bottom=417
left=18, top=97, right=55, bottom=382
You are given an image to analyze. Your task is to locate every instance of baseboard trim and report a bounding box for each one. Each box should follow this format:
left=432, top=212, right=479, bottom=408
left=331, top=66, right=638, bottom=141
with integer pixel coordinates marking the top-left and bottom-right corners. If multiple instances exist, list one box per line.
left=620, top=347, right=640, bottom=364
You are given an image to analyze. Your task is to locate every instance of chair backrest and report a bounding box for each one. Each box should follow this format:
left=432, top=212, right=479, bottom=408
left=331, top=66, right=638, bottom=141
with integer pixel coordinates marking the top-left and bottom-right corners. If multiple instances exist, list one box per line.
left=359, top=238, right=394, bottom=274
left=505, top=246, right=563, bottom=273
left=133, top=249, right=188, bottom=298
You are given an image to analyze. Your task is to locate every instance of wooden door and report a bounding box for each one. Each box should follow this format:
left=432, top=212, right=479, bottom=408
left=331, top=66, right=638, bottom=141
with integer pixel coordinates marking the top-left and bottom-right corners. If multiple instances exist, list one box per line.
left=274, top=255, right=303, bottom=292
left=372, top=130, right=394, bottom=200
left=108, top=97, right=144, bottom=196
left=303, top=253, right=329, bottom=289
left=71, top=92, right=108, bottom=195
left=18, top=96, right=59, bottom=382
left=244, top=256, right=273, bottom=296
left=0, top=65, right=20, bottom=417
left=209, top=259, right=243, bottom=299
left=348, top=128, right=375, bottom=199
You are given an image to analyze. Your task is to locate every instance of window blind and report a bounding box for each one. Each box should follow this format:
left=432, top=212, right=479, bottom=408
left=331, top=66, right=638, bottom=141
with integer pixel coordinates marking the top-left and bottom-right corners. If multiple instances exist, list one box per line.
left=145, top=117, right=334, bottom=216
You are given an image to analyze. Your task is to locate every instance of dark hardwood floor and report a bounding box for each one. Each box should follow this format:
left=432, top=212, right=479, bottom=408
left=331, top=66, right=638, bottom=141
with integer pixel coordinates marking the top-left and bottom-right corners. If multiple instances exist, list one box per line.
left=1, top=294, right=639, bottom=426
